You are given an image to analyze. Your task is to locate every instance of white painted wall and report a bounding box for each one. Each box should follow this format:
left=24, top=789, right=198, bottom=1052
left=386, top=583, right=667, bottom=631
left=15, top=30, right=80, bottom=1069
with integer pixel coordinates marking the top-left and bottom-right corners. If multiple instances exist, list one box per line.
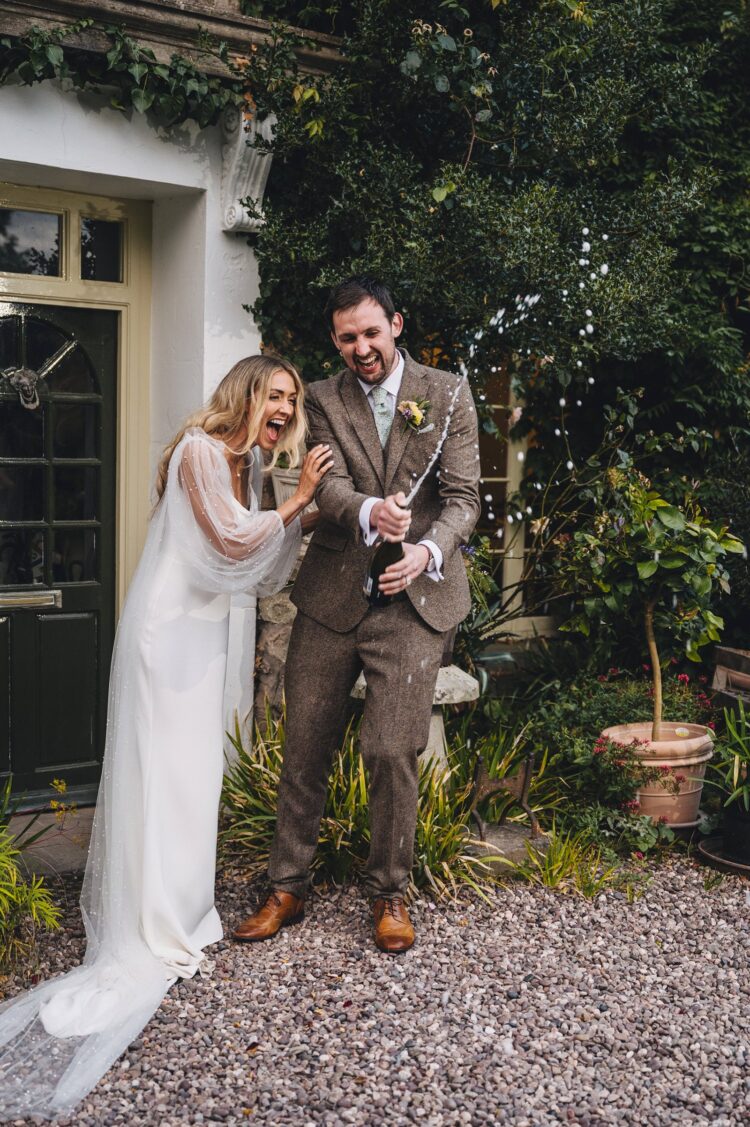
left=0, top=80, right=260, bottom=743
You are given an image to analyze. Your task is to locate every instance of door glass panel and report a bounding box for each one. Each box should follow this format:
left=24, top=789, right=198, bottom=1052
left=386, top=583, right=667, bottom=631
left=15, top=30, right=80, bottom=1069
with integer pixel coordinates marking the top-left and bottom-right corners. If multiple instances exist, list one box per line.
left=0, top=314, right=18, bottom=359
left=54, top=404, right=98, bottom=458
left=477, top=480, right=507, bottom=531
left=25, top=320, right=95, bottom=395
left=46, top=347, right=97, bottom=394
left=54, top=467, right=98, bottom=521
left=0, top=209, right=61, bottom=277
left=0, top=465, right=44, bottom=521
left=81, top=218, right=122, bottom=283
left=479, top=429, right=510, bottom=475
left=24, top=318, right=66, bottom=372
left=0, top=401, right=43, bottom=457
left=0, top=528, right=45, bottom=584
left=52, top=529, right=97, bottom=581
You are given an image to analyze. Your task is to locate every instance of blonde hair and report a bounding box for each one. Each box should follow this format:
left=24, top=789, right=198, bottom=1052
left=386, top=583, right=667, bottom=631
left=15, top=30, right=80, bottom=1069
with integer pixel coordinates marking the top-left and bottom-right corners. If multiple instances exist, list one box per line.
left=154, top=354, right=306, bottom=500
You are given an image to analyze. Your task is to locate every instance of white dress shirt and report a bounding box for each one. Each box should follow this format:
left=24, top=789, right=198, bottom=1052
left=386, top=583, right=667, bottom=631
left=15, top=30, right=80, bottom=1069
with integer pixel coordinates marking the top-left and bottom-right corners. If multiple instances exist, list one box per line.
left=357, top=351, right=443, bottom=581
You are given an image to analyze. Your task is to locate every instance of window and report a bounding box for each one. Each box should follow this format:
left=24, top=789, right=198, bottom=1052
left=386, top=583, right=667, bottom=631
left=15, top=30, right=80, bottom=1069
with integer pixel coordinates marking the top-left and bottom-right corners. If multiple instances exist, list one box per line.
left=478, top=370, right=551, bottom=634
left=81, top=218, right=123, bottom=282
left=0, top=209, right=61, bottom=277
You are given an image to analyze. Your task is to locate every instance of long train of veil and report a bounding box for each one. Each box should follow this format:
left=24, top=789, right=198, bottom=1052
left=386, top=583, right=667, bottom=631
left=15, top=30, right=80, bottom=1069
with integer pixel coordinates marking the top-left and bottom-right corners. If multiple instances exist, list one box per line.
left=0, top=434, right=300, bottom=1117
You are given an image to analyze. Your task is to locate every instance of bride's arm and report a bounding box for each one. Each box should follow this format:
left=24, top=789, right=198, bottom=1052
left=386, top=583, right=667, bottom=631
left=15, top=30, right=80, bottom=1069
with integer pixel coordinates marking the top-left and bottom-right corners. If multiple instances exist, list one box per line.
left=177, top=438, right=287, bottom=561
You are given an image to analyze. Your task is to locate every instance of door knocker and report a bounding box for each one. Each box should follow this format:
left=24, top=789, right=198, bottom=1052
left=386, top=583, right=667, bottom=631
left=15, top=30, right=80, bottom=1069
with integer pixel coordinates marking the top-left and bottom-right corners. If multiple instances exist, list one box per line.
left=1, top=365, right=45, bottom=410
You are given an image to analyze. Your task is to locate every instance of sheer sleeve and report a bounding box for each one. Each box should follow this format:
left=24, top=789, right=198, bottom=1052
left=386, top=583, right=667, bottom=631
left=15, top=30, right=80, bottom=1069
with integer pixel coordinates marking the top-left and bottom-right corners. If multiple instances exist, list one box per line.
left=166, top=431, right=301, bottom=595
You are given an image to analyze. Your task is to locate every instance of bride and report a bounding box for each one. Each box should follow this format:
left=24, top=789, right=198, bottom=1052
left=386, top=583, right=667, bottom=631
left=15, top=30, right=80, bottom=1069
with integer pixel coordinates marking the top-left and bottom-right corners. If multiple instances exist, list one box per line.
left=0, top=354, right=331, bottom=1118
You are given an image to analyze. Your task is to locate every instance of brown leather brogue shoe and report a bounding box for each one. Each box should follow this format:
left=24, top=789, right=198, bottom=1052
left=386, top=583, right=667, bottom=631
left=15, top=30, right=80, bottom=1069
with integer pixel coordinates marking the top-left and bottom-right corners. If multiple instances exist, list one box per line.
left=373, top=896, right=415, bottom=954
left=232, top=890, right=305, bottom=943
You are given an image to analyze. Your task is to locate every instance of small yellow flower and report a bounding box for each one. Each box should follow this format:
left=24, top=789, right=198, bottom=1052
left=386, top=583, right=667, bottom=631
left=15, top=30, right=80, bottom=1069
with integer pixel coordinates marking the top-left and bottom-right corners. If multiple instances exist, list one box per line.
left=51, top=778, right=67, bottom=795
left=397, top=398, right=431, bottom=431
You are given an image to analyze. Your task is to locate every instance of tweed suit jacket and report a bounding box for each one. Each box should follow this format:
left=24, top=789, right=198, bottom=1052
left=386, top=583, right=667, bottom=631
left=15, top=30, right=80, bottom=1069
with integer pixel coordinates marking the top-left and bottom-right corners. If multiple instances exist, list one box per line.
left=291, top=350, right=481, bottom=634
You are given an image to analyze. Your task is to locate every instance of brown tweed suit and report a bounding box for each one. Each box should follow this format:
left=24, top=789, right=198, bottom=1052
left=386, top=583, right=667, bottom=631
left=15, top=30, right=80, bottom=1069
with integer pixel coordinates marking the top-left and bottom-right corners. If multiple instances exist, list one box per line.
left=268, top=351, right=481, bottom=897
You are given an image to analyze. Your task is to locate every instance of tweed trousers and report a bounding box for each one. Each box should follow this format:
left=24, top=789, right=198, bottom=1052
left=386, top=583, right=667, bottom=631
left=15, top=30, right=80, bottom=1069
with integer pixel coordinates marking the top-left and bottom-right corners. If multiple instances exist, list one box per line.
left=268, top=602, right=446, bottom=898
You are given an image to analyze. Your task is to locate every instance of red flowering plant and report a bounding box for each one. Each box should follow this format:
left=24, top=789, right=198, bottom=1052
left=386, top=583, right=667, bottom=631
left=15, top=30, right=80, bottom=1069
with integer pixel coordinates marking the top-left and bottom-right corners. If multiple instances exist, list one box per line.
left=582, top=735, right=680, bottom=806
left=544, top=732, right=681, bottom=856
left=552, top=462, right=744, bottom=740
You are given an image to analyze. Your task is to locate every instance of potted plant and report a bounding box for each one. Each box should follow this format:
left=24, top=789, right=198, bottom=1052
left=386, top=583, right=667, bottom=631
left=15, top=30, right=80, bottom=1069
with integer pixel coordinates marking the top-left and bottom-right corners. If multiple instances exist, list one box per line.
left=707, top=702, right=750, bottom=864
left=554, top=461, right=744, bottom=825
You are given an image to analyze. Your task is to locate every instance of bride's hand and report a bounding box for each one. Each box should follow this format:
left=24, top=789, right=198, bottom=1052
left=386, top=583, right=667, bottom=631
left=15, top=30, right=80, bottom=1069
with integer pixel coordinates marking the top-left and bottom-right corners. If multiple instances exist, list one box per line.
left=295, top=445, right=333, bottom=506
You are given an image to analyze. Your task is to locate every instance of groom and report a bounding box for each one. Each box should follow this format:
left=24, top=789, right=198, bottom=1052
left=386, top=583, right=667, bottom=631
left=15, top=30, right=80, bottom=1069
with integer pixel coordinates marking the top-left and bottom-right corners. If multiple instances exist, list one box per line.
left=233, top=277, right=480, bottom=952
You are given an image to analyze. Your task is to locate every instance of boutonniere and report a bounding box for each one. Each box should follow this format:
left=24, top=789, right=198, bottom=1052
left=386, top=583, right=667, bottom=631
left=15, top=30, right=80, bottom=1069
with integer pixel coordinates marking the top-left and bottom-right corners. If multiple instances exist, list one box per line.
left=396, top=398, right=433, bottom=434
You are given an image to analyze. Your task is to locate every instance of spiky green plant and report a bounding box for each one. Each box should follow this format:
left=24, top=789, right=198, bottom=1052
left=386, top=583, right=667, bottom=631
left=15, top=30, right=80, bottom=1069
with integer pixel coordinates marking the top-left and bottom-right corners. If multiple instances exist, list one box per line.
left=500, top=823, right=625, bottom=899
left=221, top=707, right=506, bottom=901
left=221, top=711, right=370, bottom=886
left=446, top=719, right=563, bottom=828
left=0, top=830, right=61, bottom=971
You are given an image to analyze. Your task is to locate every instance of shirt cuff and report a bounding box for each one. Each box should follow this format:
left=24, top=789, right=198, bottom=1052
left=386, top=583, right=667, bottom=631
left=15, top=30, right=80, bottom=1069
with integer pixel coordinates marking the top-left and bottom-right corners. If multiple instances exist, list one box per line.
left=359, top=496, right=381, bottom=546
left=419, top=539, right=443, bottom=582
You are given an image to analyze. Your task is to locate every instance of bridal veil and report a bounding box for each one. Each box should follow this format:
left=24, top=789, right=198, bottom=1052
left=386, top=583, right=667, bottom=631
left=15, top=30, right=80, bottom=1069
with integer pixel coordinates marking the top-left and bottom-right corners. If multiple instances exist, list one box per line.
left=0, top=431, right=300, bottom=1117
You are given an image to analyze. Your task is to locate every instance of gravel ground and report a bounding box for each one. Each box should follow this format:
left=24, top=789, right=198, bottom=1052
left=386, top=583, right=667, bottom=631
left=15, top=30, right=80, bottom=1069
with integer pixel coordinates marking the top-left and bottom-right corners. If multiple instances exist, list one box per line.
left=3, top=858, right=749, bottom=1127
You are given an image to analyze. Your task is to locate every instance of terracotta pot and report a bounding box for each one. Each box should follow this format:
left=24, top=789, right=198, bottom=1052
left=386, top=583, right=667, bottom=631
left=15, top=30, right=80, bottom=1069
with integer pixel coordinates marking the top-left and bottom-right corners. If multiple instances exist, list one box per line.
left=600, top=722, right=714, bottom=826
left=723, top=800, right=750, bottom=864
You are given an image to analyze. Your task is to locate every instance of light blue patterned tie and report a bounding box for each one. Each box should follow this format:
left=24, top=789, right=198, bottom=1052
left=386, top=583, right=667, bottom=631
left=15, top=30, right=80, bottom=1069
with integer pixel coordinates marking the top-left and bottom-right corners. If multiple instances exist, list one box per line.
left=370, top=384, right=392, bottom=448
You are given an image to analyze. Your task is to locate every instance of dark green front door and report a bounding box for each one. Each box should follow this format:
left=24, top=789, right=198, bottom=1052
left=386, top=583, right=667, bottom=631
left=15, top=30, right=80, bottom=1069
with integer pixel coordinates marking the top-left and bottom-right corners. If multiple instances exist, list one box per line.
left=0, top=302, right=117, bottom=800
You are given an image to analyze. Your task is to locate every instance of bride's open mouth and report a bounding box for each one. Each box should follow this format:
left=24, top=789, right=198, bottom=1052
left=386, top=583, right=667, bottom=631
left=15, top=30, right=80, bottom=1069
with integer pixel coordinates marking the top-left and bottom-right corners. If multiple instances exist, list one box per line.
left=266, top=417, right=286, bottom=444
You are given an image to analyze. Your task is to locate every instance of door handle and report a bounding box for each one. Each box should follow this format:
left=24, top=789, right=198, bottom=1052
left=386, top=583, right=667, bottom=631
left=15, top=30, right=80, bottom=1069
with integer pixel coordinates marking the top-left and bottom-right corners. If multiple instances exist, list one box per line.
left=0, top=589, right=62, bottom=610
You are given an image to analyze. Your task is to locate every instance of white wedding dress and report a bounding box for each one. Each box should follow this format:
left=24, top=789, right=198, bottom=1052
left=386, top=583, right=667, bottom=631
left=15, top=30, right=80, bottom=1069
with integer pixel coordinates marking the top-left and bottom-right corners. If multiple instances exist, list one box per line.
left=0, top=428, right=301, bottom=1118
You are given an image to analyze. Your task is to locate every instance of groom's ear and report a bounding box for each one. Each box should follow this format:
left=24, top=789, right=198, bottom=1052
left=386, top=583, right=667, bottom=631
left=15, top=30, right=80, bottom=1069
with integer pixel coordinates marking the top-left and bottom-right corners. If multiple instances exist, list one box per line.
left=392, top=312, right=404, bottom=338
left=330, top=329, right=340, bottom=351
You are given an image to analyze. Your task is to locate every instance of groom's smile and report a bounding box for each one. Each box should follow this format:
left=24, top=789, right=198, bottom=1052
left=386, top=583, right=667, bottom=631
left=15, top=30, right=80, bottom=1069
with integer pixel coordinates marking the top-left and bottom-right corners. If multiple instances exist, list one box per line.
left=330, top=297, right=404, bottom=385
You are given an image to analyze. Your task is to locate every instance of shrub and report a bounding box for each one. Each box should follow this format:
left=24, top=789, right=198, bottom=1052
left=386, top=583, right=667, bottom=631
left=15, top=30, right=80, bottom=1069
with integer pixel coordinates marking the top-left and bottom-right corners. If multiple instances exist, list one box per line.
left=0, top=776, right=80, bottom=971
left=0, top=831, right=61, bottom=972
left=495, top=670, right=716, bottom=855
left=220, top=710, right=504, bottom=900
left=525, top=668, right=717, bottom=748
left=698, top=447, right=750, bottom=646
left=549, top=458, right=742, bottom=738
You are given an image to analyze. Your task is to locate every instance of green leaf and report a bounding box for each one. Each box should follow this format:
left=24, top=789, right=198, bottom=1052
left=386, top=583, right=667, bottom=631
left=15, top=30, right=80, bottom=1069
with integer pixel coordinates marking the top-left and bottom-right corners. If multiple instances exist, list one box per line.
left=402, top=51, right=422, bottom=72
left=691, top=573, right=711, bottom=597
left=637, top=560, right=658, bottom=579
left=45, top=45, right=64, bottom=67
left=131, top=88, right=155, bottom=113
left=434, top=74, right=450, bottom=93
left=655, top=506, right=686, bottom=531
left=658, top=555, right=687, bottom=569
left=128, top=62, right=148, bottom=83
left=437, top=34, right=457, bottom=52
left=432, top=186, right=448, bottom=202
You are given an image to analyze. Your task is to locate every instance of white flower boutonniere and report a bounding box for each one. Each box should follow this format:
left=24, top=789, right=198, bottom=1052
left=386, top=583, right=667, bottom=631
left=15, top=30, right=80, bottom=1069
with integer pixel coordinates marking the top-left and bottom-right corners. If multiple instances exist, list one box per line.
left=397, top=398, right=433, bottom=433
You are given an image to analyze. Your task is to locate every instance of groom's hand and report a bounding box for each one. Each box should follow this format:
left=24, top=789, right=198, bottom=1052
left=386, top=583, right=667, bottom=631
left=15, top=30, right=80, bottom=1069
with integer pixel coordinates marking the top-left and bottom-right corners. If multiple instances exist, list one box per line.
left=379, top=543, right=430, bottom=595
left=371, top=492, right=412, bottom=541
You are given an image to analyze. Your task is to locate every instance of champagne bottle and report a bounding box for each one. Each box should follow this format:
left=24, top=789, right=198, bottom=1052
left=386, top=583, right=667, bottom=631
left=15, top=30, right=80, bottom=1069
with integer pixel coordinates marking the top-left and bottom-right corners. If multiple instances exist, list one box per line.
left=364, top=537, right=405, bottom=606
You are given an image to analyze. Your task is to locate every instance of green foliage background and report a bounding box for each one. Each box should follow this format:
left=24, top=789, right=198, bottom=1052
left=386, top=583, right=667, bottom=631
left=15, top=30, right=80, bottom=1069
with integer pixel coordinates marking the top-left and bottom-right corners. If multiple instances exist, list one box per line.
left=240, top=0, right=749, bottom=638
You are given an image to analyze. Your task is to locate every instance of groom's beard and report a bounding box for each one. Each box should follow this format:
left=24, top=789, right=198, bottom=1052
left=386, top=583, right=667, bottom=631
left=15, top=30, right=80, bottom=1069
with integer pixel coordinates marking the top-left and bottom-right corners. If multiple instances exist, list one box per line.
left=349, top=347, right=396, bottom=384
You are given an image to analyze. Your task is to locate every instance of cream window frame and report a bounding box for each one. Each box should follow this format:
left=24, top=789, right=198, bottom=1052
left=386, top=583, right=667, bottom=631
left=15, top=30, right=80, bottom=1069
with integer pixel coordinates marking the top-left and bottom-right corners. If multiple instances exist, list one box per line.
left=0, top=182, right=152, bottom=613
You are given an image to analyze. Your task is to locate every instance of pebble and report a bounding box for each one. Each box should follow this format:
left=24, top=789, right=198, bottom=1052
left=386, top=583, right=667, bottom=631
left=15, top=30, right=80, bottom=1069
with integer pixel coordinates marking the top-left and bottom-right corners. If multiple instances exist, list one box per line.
left=2, top=858, right=748, bottom=1125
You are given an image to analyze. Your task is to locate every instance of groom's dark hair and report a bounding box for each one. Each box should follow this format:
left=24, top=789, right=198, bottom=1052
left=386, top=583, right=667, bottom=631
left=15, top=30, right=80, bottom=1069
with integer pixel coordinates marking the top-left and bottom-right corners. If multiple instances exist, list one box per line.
left=324, top=276, right=397, bottom=331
